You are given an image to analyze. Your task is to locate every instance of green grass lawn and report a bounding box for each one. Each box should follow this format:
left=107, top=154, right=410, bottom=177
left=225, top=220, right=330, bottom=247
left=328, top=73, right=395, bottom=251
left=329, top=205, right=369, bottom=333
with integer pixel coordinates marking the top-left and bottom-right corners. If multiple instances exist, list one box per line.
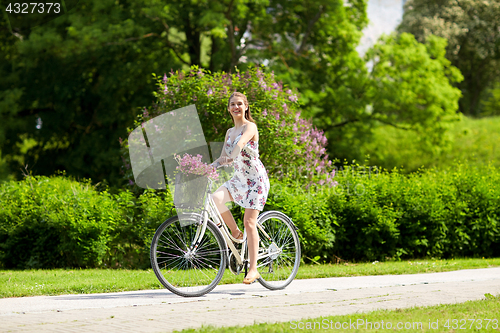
left=178, top=294, right=500, bottom=332
left=1, top=257, right=499, bottom=298
left=364, top=115, right=500, bottom=172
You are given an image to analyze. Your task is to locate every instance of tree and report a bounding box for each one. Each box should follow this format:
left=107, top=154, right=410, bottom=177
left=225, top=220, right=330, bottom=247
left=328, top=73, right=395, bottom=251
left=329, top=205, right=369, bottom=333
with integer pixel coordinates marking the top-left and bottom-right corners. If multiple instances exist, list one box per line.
left=320, top=33, right=464, bottom=163
left=481, top=81, right=500, bottom=117
left=0, top=0, right=369, bottom=186
left=365, top=33, right=463, bottom=151
left=120, top=66, right=338, bottom=192
left=0, top=0, right=183, bottom=186
left=398, top=0, right=500, bottom=117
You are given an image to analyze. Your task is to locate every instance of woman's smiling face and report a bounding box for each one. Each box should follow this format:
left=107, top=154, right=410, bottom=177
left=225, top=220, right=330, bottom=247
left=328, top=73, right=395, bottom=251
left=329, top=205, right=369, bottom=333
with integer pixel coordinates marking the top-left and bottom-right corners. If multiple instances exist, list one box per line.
left=228, top=96, right=247, bottom=119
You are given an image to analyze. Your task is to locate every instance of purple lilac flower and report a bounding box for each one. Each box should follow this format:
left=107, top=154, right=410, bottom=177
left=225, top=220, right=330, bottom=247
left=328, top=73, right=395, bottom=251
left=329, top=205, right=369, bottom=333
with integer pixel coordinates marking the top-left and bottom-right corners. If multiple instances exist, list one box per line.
left=128, top=180, right=134, bottom=185
left=207, top=87, right=213, bottom=96
left=163, top=85, right=168, bottom=95
left=275, top=113, right=279, bottom=120
left=289, top=94, right=298, bottom=102
left=163, top=73, right=167, bottom=83
left=262, top=108, right=267, bottom=116
left=259, top=78, right=267, bottom=90
left=173, top=153, right=220, bottom=181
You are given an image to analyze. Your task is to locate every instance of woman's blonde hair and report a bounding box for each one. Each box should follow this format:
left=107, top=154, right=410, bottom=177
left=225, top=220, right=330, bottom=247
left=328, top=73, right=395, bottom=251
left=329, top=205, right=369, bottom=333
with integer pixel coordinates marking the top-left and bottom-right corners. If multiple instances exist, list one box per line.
left=227, top=92, right=256, bottom=124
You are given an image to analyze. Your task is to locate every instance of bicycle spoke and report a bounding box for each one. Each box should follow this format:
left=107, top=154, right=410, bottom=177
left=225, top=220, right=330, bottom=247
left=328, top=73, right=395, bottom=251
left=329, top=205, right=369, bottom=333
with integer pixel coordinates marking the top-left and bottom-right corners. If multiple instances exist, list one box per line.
left=256, top=213, right=300, bottom=290
left=151, top=216, right=226, bottom=297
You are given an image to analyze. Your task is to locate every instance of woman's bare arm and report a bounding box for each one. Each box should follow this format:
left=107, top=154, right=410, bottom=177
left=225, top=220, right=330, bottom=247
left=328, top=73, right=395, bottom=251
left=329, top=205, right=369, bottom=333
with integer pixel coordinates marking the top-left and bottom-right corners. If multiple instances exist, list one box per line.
left=212, top=129, right=231, bottom=166
left=227, top=123, right=257, bottom=161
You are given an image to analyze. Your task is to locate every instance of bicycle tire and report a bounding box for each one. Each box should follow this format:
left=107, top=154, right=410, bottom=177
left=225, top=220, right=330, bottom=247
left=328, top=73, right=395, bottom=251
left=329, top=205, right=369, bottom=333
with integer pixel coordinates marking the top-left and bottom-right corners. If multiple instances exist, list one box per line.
left=150, top=215, right=227, bottom=297
left=256, top=211, right=301, bottom=290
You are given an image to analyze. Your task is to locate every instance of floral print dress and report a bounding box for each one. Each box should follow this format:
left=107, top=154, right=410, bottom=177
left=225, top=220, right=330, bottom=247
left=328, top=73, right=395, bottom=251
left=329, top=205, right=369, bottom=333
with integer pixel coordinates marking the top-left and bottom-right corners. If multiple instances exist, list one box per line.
left=223, top=128, right=270, bottom=211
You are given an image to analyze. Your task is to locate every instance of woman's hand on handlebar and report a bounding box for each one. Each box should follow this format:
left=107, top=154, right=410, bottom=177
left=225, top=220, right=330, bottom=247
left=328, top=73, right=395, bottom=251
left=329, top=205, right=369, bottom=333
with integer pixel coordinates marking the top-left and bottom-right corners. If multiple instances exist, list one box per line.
left=218, top=156, right=233, bottom=166
left=211, top=157, right=233, bottom=169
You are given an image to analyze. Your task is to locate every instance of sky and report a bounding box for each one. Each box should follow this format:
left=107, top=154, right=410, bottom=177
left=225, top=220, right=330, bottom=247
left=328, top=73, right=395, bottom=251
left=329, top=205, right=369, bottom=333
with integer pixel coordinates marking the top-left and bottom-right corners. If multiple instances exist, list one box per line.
left=357, top=0, right=406, bottom=57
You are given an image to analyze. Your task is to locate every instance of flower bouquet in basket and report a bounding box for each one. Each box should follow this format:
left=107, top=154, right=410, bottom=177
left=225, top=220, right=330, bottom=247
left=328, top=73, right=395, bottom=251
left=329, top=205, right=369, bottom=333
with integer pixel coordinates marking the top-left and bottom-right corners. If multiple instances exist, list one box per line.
left=173, top=153, right=219, bottom=209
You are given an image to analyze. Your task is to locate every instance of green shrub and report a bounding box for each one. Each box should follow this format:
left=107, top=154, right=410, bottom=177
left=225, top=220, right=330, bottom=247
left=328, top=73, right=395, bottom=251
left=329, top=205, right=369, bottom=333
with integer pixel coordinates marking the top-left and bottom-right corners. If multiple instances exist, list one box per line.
left=107, top=188, right=174, bottom=269
left=2, top=161, right=498, bottom=268
left=0, top=173, right=121, bottom=268
left=327, top=161, right=500, bottom=261
left=265, top=178, right=336, bottom=262
left=265, top=161, right=500, bottom=262
left=0, top=173, right=175, bottom=269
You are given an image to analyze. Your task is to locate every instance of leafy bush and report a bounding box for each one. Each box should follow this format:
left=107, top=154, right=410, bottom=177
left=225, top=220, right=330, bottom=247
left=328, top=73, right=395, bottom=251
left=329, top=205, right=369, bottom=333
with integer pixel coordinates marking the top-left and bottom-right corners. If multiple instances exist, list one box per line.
left=2, top=160, right=498, bottom=269
left=119, top=65, right=337, bottom=191
left=330, top=161, right=500, bottom=261
left=107, top=188, right=174, bottom=269
left=0, top=173, right=121, bottom=268
left=0, top=173, right=175, bottom=269
left=266, top=161, right=500, bottom=262
left=265, top=178, right=336, bottom=262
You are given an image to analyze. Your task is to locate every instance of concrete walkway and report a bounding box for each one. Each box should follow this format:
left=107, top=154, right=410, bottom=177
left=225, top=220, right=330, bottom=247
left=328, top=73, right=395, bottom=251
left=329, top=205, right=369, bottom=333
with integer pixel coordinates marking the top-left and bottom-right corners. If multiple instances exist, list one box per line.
left=1, top=267, right=500, bottom=332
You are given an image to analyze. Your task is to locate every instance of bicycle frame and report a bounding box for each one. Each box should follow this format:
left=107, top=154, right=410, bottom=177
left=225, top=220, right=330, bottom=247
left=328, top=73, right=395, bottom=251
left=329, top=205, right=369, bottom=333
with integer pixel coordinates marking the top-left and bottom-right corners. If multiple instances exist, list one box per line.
left=187, top=176, right=280, bottom=268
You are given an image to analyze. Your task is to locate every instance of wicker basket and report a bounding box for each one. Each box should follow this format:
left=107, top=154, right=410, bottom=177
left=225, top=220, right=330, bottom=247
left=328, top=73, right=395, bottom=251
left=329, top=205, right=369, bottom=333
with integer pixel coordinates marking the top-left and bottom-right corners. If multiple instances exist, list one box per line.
left=173, top=172, right=209, bottom=210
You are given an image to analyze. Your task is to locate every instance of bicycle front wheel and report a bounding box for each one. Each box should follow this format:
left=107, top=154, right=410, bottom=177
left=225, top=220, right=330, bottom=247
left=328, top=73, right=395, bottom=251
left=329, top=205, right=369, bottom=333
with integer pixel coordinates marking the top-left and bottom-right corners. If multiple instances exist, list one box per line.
left=150, top=215, right=227, bottom=297
left=256, top=211, right=301, bottom=290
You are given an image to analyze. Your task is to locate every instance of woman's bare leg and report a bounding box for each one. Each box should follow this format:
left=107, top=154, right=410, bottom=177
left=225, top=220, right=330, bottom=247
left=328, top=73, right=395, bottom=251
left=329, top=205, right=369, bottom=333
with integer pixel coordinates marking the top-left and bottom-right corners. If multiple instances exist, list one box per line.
left=211, top=186, right=241, bottom=237
left=244, top=208, right=260, bottom=280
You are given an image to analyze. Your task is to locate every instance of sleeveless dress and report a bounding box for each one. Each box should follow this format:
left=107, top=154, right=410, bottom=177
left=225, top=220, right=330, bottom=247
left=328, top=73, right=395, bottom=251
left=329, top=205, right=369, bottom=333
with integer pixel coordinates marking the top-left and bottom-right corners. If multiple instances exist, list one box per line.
left=222, top=128, right=271, bottom=211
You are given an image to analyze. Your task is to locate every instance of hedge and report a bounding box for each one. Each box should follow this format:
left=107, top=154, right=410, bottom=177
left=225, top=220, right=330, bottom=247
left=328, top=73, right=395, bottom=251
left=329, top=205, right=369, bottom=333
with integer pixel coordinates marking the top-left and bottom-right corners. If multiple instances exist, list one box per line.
left=268, top=161, right=500, bottom=262
left=1, top=161, right=499, bottom=268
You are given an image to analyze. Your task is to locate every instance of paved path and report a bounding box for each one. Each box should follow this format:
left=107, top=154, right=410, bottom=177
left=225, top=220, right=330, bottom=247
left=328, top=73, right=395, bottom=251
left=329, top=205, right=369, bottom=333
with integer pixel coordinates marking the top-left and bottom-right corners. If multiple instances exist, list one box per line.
left=1, top=268, right=500, bottom=332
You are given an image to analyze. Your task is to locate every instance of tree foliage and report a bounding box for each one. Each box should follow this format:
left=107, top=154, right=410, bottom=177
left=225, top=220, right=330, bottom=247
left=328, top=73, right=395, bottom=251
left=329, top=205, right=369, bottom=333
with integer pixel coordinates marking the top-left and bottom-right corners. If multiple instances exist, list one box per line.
left=120, top=66, right=338, bottom=191
left=305, top=33, right=464, bottom=163
left=398, top=0, right=500, bottom=116
left=0, top=0, right=182, bottom=185
left=0, top=0, right=369, bottom=186
left=365, top=33, right=463, bottom=151
left=0, top=0, right=469, bottom=186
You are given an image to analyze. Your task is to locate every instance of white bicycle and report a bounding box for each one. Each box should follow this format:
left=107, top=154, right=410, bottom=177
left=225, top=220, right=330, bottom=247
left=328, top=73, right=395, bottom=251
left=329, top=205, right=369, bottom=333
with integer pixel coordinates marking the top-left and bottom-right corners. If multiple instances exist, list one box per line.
left=150, top=166, right=301, bottom=297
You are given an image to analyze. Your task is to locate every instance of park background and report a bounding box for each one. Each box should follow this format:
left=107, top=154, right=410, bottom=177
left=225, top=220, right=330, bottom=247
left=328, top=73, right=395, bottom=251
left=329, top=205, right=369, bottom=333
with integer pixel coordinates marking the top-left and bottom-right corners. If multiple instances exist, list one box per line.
left=0, top=0, right=499, bottom=270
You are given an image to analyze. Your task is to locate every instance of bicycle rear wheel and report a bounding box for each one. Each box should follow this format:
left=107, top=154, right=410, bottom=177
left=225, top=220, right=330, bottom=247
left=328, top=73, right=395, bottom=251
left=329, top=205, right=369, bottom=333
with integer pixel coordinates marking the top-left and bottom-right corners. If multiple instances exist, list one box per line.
left=150, top=215, right=227, bottom=297
left=256, top=211, right=301, bottom=290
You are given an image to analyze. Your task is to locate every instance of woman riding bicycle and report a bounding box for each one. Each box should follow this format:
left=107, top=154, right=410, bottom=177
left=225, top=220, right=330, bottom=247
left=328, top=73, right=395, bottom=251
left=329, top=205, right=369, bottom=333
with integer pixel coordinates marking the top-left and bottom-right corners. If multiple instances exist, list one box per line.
left=211, top=92, right=271, bottom=285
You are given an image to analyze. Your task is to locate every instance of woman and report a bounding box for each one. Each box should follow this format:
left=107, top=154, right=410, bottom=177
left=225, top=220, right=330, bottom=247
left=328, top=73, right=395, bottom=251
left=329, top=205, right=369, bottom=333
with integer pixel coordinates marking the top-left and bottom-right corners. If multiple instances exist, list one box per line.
left=211, top=92, right=271, bottom=285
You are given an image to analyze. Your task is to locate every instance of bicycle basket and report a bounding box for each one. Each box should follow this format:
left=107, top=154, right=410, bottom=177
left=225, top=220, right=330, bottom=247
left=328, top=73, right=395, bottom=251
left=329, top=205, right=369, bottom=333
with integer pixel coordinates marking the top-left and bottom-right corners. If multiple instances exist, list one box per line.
left=173, top=172, right=209, bottom=211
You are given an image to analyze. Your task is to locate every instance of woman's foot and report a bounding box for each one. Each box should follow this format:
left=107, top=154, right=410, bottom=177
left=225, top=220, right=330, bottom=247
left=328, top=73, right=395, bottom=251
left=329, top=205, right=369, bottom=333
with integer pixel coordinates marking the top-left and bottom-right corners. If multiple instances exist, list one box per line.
left=243, top=270, right=260, bottom=284
left=232, top=229, right=244, bottom=241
